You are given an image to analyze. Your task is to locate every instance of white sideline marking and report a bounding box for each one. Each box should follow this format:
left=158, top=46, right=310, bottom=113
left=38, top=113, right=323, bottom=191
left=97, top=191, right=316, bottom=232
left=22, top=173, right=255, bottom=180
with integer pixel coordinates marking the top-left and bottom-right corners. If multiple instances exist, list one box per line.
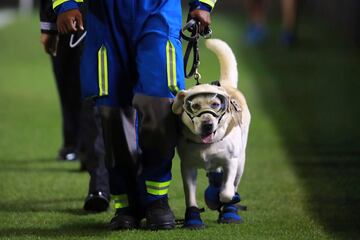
left=0, top=9, right=16, bottom=29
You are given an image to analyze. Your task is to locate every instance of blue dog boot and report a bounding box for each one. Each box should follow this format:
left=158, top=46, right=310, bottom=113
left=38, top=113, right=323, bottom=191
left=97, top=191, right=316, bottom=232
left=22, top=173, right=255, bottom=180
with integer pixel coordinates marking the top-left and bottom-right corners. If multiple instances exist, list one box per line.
left=204, top=172, right=223, bottom=210
left=231, top=192, right=241, bottom=204
left=218, top=203, right=243, bottom=224
left=183, top=207, right=205, bottom=229
left=204, top=185, right=220, bottom=210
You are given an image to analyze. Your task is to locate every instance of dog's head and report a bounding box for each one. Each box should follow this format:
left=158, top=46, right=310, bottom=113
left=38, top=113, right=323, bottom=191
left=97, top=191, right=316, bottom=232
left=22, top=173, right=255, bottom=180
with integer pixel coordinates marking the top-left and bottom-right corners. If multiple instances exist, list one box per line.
left=172, top=84, right=232, bottom=144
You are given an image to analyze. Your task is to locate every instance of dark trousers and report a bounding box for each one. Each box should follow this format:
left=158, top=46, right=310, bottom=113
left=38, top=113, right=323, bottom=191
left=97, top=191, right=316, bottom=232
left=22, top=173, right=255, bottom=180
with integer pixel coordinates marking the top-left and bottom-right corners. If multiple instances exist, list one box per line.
left=51, top=34, right=82, bottom=150
left=99, top=106, right=145, bottom=214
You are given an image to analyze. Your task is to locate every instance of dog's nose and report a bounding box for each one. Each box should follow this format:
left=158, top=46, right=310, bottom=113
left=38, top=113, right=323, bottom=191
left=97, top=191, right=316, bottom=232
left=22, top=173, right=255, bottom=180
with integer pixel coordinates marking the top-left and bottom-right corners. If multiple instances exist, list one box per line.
left=202, top=123, right=213, bottom=133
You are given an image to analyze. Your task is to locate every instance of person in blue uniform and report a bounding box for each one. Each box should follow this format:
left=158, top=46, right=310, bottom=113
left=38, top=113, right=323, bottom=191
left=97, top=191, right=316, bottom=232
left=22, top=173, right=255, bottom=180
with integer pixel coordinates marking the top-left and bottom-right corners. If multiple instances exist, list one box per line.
left=53, top=0, right=216, bottom=230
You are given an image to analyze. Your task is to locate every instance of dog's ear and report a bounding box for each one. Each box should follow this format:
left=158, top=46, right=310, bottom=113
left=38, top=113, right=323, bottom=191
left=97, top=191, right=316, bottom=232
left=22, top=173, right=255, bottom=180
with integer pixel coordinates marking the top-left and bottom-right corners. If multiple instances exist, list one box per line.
left=172, top=90, right=187, bottom=115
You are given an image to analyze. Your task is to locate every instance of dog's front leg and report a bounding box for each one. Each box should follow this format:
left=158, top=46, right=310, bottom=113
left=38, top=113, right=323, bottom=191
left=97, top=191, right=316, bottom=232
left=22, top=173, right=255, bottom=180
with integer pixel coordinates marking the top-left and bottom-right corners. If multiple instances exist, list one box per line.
left=234, top=155, right=245, bottom=190
left=220, top=159, right=238, bottom=203
left=181, top=164, right=198, bottom=208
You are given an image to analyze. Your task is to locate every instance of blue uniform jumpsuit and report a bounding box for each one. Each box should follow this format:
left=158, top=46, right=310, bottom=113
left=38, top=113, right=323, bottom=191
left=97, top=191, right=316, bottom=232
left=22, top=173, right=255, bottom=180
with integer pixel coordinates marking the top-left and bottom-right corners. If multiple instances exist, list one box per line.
left=53, top=0, right=216, bottom=213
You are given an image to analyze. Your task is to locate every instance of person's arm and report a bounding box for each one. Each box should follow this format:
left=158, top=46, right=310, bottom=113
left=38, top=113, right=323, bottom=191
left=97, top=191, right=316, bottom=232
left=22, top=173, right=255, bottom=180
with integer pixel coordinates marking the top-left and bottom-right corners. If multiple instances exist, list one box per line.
left=188, top=0, right=217, bottom=33
left=40, top=0, right=57, bottom=34
left=40, top=0, right=58, bottom=56
left=53, top=0, right=84, bottom=34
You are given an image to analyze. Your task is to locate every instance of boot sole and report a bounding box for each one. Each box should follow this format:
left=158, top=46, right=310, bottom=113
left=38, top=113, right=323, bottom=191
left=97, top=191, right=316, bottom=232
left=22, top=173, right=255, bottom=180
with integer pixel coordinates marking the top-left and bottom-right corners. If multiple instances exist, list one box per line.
left=218, top=218, right=243, bottom=224
left=109, top=221, right=138, bottom=230
left=83, top=196, right=109, bottom=212
left=147, top=222, right=176, bottom=230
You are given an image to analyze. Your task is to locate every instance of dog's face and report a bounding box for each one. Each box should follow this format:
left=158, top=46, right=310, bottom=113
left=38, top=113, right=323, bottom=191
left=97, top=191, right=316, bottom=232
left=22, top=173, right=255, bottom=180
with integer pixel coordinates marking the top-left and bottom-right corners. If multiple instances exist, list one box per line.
left=172, top=84, right=231, bottom=143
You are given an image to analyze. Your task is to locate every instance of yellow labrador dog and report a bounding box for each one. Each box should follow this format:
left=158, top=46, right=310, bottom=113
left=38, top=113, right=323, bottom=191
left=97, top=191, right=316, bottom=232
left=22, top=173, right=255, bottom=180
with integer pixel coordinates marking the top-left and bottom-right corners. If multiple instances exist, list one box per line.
left=172, top=39, right=250, bottom=228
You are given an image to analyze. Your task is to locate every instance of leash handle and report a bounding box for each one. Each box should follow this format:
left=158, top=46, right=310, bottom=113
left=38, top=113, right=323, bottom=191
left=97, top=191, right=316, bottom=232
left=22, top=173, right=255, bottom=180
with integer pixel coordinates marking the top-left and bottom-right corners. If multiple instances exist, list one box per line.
left=181, top=20, right=201, bottom=84
left=181, top=18, right=213, bottom=85
left=181, top=19, right=197, bottom=37
left=180, top=19, right=212, bottom=39
left=69, top=30, right=87, bottom=48
left=180, top=19, right=200, bottom=44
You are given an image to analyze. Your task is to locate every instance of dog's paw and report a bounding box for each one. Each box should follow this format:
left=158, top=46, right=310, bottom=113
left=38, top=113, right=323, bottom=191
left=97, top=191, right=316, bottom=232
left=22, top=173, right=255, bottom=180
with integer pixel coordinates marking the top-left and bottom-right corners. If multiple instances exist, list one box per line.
left=219, top=190, right=234, bottom=203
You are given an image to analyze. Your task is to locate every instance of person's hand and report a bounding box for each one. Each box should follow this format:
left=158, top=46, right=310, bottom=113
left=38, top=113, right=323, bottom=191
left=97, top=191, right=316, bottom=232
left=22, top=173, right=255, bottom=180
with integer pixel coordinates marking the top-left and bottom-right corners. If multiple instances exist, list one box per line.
left=189, top=9, right=211, bottom=34
left=56, top=9, right=84, bottom=34
left=40, top=33, right=58, bottom=56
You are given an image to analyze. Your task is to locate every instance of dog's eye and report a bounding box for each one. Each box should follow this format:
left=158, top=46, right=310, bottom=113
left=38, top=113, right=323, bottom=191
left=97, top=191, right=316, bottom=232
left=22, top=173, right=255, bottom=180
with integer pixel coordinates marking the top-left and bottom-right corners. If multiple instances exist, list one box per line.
left=210, top=102, right=221, bottom=109
left=191, top=103, right=201, bottom=111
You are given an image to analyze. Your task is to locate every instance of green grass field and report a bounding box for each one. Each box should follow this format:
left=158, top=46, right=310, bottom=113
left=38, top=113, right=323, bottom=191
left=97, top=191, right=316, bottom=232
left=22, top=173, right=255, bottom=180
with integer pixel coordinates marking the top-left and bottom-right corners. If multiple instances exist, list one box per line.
left=0, top=12, right=360, bottom=240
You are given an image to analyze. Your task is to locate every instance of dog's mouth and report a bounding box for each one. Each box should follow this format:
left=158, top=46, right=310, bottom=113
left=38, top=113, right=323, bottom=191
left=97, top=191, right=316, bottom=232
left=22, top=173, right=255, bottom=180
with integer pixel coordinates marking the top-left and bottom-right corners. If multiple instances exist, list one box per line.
left=200, top=131, right=216, bottom=144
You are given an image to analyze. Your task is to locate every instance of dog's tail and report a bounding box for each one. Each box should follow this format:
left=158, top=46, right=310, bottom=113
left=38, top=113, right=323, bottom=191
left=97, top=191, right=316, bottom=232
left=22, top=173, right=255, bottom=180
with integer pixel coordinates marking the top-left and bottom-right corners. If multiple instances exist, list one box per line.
left=205, top=39, right=238, bottom=88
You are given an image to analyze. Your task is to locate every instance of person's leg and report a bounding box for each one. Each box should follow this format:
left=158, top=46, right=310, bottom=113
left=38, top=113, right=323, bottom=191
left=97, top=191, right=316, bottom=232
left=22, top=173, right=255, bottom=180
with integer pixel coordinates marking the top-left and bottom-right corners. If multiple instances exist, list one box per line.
left=80, top=0, right=145, bottom=227
left=51, top=34, right=82, bottom=160
left=245, top=0, right=267, bottom=25
left=280, top=0, right=298, bottom=46
left=105, top=0, right=183, bottom=230
left=99, top=106, right=144, bottom=230
left=133, top=14, right=185, bottom=226
left=281, top=0, right=297, bottom=33
left=80, top=99, right=110, bottom=212
left=244, top=0, right=267, bottom=45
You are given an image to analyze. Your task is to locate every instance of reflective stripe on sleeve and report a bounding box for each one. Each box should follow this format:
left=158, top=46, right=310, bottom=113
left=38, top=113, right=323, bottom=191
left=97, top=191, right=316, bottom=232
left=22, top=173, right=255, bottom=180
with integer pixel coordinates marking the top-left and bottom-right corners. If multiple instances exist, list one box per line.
left=40, top=22, right=57, bottom=31
left=199, top=0, right=217, bottom=8
left=52, top=0, right=83, bottom=9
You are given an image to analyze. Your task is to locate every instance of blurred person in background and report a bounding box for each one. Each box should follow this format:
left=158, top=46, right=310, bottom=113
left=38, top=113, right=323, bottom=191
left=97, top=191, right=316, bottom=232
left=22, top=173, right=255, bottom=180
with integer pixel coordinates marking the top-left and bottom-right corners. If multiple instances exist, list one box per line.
left=40, top=0, right=82, bottom=161
left=39, top=0, right=110, bottom=212
left=244, top=0, right=299, bottom=46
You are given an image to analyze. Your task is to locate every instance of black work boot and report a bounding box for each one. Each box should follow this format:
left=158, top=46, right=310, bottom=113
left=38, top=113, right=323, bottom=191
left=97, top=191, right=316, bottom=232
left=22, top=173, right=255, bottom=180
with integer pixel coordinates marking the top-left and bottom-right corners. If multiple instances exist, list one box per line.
left=146, top=197, right=175, bottom=230
left=109, top=208, right=139, bottom=230
left=83, top=191, right=109, bottom=212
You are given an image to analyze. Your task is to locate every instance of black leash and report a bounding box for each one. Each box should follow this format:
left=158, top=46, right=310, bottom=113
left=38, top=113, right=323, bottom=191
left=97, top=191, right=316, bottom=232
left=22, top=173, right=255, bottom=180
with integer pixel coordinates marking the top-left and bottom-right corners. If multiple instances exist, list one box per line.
left=180, top=19, right=212, bottom=85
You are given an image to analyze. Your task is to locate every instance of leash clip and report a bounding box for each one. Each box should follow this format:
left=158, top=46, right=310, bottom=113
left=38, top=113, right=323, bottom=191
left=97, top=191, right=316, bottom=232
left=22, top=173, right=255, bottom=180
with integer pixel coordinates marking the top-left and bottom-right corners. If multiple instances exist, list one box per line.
left=194, top=68, right=201, bottom=85
left=69, top=31, right=87, bottom=48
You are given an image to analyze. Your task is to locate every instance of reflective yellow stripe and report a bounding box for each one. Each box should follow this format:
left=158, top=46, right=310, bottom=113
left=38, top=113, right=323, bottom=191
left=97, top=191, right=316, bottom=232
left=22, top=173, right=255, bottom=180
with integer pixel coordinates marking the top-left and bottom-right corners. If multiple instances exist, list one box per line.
left=112, top=194, right=128, bottom=209
left=147, top=188, right=169, bottom=196
left=166, top=40, right=179, bottom=94
left=52, top=0, right=83, bottom=9
left=199, top=0, right=217, bottom=8
left=98, top=45, right=109, bottom=96
left=188, top=0, right=216, bottom=9
left=146, top=180, right=171, bottom=188
left=146, top=180, right=171, bottom=196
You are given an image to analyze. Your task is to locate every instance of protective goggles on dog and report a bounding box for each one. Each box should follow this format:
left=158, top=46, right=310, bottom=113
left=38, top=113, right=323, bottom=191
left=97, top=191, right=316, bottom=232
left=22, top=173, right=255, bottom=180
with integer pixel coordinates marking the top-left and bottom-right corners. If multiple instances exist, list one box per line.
left=183, top=92, right=229, bottom=119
